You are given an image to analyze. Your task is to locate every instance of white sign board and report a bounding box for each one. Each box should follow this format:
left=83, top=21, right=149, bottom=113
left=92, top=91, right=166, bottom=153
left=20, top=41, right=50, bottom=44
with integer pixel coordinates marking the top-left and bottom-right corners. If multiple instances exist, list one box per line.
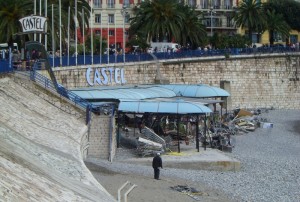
left=19, top=16, right=47, bottom=33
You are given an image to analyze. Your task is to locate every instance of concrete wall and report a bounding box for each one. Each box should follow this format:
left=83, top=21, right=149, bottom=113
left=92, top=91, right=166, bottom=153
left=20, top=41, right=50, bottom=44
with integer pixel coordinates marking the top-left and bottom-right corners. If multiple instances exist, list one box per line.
left=88, top=113, right=116, bottom=161
left=51, top=53, right=300, bottom=110
left=12, top=73, right=115, bottom=160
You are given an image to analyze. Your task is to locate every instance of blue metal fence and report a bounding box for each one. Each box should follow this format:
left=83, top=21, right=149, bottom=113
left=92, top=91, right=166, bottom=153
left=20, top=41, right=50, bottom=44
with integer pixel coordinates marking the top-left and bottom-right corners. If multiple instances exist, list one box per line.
left=0, top=60, right=13, bottom=73
left=1, top=46, right=299, bottom=72
left=48, top=46, right=300, bottom=67
left=30, top=70, right=92, bottom=110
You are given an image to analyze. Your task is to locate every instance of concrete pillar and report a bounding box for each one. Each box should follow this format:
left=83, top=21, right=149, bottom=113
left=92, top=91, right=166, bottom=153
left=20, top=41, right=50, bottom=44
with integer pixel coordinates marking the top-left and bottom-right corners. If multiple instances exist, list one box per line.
left=88, top=113, right=116, bottom=161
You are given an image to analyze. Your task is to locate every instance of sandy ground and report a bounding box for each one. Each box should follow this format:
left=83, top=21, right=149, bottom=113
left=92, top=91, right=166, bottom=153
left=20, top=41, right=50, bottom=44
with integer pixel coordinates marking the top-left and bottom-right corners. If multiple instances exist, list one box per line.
left=86, top=161, right=233, bottom=202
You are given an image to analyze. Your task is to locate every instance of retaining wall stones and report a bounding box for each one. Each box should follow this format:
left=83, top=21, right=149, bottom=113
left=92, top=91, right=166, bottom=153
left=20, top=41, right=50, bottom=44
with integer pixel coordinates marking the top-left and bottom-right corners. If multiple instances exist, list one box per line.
left=12, top=73, right=115, bottom=160
left=50, top=53, right=300, bottom=110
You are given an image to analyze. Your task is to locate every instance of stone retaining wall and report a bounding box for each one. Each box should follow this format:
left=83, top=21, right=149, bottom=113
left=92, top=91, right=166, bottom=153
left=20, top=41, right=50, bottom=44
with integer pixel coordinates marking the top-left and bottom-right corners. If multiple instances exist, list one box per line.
left=51, top=53, right=300, bottom=110
left=12, top=73, right=114, bottom=160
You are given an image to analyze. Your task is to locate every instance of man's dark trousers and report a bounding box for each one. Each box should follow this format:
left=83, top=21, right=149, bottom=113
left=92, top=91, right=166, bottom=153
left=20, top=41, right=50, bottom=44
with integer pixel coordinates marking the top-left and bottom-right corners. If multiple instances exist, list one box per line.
left=154, top=167, right=160, bottom=180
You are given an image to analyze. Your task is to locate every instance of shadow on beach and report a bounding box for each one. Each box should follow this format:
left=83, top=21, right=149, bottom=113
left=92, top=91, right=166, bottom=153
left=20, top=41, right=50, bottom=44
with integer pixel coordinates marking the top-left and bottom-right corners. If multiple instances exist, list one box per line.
left=292, top=120, right=300, bottom=134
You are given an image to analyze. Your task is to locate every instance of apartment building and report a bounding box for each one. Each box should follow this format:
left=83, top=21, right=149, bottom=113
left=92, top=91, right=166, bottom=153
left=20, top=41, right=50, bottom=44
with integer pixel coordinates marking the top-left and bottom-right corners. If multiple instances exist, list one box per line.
left=84, top=0, right=239, bottom=49
left=85, top=0, right=298, bottom=48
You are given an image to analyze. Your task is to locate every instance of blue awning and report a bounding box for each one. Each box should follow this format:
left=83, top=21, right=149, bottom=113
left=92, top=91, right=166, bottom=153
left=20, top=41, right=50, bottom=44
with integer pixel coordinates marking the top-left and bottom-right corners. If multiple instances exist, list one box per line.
left=71, top=86, right=176, bottom=100
left=118, top=100, right=212, bottom=114
left=71, top=84, right=229, bottom=100
left=158, top=84, right=230, bottom=97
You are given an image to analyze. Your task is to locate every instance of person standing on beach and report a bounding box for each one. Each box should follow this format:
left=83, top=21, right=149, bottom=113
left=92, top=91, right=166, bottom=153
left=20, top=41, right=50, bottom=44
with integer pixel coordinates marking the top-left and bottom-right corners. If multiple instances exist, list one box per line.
left=152, top=153, right=163, bottom=180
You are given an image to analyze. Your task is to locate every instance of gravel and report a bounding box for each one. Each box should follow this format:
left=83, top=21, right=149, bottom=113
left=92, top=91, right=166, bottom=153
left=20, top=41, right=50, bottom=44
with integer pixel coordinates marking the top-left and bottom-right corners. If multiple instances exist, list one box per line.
left=88, top=109, right=300, bottom=202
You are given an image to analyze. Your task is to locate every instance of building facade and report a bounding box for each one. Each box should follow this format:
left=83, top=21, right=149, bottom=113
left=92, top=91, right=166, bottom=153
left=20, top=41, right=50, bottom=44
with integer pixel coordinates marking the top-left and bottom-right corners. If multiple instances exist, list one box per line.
left=84, top=0, right=299, bottom=49
left=84, top=0, right=239, bottom=49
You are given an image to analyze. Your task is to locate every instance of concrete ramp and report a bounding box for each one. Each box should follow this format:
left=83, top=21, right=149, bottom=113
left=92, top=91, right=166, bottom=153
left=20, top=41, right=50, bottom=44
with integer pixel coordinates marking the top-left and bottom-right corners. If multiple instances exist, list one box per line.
left=116, top=148, right=240, bottom=172
left=0, top=77, right=115, bottom=201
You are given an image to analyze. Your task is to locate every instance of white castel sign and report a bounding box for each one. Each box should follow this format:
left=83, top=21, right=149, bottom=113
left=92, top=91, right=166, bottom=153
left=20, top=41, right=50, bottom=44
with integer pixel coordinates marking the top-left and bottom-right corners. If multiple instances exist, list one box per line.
left=19, top=16, right=47, bottom=33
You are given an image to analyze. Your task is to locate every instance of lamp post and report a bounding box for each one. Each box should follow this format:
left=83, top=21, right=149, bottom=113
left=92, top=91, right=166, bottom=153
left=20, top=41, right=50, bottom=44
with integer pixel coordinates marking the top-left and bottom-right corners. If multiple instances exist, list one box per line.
left=121, top=5, right=128, bottom=63
left=209, top=7, right=215, bottom=37
left=208, top=7, right=216, bottom=36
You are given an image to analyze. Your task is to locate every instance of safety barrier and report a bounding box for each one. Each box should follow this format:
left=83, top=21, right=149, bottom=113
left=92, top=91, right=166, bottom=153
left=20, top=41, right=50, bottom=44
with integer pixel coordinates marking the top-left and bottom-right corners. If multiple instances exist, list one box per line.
left=29, top=70, right=91, bottom=110
left=1, top=46, right=299, bottom=72
left=47, top=46, right=300, bottom=67
left=0, top=60, right=13, bottom=74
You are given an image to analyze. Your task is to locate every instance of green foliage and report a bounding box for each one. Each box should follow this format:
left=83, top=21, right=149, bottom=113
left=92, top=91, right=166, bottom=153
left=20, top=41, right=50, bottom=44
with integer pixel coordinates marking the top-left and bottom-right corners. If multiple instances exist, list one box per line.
left=211, top=33, right=250, bottom=49
left=126, top=36, right=150, bottom=52
left=69, top=44, right=84, bottom=55
left=265, top=0, right=300, bottom=31
left=85, top=33, right=107, bottom=54
left=0, top=0, right=90, bottom=50
left=234, top=0, right=266, bottom=40
left=129, top=0, right=208, bottom=48
left=263, top=9, right=290, bottom=45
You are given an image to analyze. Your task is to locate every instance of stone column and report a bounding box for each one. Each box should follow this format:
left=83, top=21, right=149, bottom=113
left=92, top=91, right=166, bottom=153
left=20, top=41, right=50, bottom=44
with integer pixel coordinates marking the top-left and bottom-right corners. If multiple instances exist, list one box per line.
left=88, top=113, right=116, bottom=161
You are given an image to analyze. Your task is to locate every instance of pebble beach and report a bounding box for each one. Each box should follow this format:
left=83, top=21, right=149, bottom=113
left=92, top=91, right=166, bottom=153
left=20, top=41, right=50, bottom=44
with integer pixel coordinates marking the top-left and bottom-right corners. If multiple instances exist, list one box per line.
left=87, top=109, right=300, bottom=202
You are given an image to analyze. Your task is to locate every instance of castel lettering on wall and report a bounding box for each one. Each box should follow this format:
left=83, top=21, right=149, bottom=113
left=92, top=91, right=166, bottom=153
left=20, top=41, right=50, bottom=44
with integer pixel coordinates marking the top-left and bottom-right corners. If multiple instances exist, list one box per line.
left=86, top=67, right=126, bottom=86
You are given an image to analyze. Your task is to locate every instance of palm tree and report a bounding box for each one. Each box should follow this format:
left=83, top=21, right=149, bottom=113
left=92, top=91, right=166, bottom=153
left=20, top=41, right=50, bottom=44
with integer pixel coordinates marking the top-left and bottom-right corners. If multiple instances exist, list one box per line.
left=266, top=0, right=300, bottom=31
left=130, top=0, right=185, bottom=43
left=130, top=0, right=207, bottom=47
left=234, top=0, right=266, bottom=42
left=179, top=5, right=207, bottom=48
left=264, top=9, right=290, bottom=45
left=0, top=0, right=90, bottom=50
left=0, top=0, right=32, bottom=45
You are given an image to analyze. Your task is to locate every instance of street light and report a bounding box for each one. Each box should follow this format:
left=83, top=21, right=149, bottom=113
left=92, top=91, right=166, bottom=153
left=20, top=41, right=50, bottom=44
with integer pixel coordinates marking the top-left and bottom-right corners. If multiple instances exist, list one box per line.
left=208, top=7, right=215, bottom=37
left=121, top=5, right=128, bottom=63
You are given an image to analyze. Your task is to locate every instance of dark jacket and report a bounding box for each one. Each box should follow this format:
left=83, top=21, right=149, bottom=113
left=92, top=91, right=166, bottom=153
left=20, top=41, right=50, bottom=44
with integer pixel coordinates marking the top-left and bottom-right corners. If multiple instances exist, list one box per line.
left=152, top=155, right=163, bottom=169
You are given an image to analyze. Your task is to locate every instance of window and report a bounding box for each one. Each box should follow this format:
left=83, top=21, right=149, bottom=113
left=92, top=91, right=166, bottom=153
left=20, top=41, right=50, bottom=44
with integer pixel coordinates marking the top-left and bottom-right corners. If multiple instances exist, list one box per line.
left=123, top=0, right=130, bottom=8
left=274, top=32, right=283, bottom=42
left=108, top=14, right=114, bottom=24
left=94, top=0, right=102, bottom=8
left=224, top=0, right=231, bottom=9
left=213, top=0, right=221, bottom=9
left=125, top=15, right=130, bottom=23
left=95, top=14, right=101, bottom=23
left=107, top=0, right=115, bottom=8
left=188, top=0, right=196, bottom=7
left=200, top=0, right=209, bottom=9
left=95, top=30, right=101, bottom=35
left=109, top=30, right=115, bottom=36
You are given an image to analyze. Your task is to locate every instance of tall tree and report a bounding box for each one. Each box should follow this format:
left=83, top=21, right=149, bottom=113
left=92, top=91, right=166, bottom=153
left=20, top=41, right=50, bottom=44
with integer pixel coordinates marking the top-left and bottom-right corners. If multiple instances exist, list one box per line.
left=129, top=0, right=185, bottom=43
left=264, top=9, right=290, bottom=45
left=0, top=0, right=90, bottom=50
left=234, top=0, right=266, bottom=42
left=0, top=0, right=32, bottom=45
left=129, top=0, right=207, bottom=47
left=179, top=4, right=207, bottom=48
left=265, top=0, right=300, bottom=31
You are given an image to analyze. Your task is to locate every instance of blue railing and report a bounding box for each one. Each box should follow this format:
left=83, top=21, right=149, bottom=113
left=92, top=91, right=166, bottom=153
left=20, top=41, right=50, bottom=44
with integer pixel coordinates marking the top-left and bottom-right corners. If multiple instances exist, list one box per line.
left=48, top=46, right=300, bottom=67
left=1, top=46, right=299, bottom=72
left=0, top=60, right=13, bottom=73
left=30, top=70, right=92, bottom=110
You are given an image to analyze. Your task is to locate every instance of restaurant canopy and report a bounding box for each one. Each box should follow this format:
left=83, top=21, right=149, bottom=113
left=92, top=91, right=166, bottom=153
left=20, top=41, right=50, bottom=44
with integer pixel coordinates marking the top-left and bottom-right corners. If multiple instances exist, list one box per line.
left=159, top=84, right=230, bottom=97
left=118, top=99, right=212, bottom=114
left=71, top=84, right=230, bottom=101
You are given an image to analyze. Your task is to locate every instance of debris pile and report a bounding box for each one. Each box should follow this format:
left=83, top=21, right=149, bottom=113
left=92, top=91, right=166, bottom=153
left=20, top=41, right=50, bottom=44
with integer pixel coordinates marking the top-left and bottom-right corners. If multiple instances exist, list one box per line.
left=201, top=108, right=273, bottom=152
left=136, top=137, right=164, bottom=157
left=170, top=185, right=208, bottom=201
